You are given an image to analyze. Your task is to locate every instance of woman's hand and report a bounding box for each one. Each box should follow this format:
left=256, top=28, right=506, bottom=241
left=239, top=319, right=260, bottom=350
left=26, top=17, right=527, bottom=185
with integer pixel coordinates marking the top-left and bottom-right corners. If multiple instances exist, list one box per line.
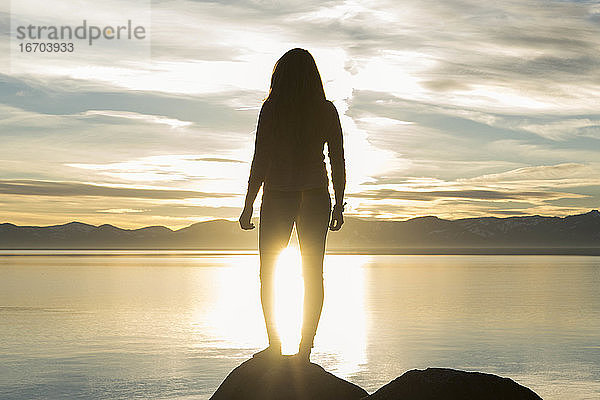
left=329, top=204, right=344, bottom=231
left=239, top=206, right=255, bottom=230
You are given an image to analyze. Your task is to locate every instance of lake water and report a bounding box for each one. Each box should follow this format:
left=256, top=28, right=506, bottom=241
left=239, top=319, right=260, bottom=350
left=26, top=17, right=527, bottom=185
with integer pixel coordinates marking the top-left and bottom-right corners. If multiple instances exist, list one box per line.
left=1, top=251, right=599, bottom=399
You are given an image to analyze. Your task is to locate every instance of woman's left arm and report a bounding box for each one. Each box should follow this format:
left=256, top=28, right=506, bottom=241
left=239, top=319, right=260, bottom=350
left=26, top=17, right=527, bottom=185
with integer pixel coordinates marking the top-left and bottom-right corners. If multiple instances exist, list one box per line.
left=239, top=103, right=271, bottom=230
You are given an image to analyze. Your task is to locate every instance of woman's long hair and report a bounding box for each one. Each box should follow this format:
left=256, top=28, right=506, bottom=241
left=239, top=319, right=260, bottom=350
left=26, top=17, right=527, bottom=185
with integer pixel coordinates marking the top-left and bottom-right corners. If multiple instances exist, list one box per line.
left=265, top=48, right=327, bottom=150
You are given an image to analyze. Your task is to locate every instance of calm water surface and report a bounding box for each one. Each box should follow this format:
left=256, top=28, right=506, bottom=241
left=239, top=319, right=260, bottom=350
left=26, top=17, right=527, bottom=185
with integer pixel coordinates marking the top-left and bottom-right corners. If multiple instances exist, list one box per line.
left=1, top=251, right=599, bottom=399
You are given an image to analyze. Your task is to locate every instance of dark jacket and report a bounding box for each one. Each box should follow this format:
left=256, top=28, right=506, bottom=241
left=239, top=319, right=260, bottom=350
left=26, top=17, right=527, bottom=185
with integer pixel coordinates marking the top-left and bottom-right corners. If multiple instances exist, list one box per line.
left=247, top=99, right=346, bottom=194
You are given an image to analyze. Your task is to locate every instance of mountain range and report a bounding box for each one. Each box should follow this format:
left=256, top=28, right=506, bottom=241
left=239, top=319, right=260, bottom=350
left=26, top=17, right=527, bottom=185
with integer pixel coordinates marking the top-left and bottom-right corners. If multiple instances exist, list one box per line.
left=1, top=210, right=600, bottom=254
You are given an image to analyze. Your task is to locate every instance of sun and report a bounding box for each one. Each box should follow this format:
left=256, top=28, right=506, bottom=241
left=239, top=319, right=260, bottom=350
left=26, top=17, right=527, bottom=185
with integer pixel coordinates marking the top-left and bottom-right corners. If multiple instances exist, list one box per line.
left=274, top=246, right=304, bottom=355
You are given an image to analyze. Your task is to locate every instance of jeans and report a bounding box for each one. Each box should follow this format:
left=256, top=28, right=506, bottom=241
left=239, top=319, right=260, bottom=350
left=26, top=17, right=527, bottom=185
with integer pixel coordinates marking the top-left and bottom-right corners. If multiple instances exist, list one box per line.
left=258, top=186, right=331, bottom=349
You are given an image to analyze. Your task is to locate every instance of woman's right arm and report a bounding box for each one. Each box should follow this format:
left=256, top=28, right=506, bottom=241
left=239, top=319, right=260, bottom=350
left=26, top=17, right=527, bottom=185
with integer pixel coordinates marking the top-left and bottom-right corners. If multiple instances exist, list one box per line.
left=326, top=101, right=346, bottom=231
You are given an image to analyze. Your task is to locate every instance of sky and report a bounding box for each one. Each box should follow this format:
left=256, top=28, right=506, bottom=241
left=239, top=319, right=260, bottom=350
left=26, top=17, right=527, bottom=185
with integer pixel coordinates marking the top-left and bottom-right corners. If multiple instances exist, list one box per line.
left=1, top=0, right=599, bottom=229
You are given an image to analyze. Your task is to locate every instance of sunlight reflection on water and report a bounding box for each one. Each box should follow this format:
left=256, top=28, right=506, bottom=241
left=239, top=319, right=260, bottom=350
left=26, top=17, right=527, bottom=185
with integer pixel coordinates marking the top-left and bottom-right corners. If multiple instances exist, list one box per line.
left=189, top=247, right=369, bottom=378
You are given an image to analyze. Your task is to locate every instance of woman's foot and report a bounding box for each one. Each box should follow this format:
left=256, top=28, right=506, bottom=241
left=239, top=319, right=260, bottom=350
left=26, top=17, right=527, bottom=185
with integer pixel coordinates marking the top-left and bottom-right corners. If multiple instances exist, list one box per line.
left=293, top=345, right=312, bottom=363
left=252, top=343, right=282, bottom=359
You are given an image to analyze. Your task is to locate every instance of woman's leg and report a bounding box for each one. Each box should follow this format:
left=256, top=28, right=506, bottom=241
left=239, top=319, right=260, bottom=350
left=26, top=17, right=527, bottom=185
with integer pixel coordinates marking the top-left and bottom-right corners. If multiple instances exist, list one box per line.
left=258, top=190, right=299, bottom=352
left=295, top=188, right=331, bottom=355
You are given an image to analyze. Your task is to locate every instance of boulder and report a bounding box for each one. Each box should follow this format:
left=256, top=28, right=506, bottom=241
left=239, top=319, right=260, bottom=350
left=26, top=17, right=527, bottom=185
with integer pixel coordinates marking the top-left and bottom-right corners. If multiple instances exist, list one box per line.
left=210, top=356, right=368, bottom=400
left=365, top=367, right=542, bottom=400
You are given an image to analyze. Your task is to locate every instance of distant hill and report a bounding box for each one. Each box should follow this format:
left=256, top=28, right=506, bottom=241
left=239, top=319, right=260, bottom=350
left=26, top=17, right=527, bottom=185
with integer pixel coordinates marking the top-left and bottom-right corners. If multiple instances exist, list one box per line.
left=1, top=210, right=600, bottom=254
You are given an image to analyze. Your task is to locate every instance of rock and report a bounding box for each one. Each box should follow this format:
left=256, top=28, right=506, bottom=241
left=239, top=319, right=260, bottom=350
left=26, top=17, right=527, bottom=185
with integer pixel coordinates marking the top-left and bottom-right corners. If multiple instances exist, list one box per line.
left=209, top=356, right=368, bottom=400
left=365, top=367, right=543, bottom=400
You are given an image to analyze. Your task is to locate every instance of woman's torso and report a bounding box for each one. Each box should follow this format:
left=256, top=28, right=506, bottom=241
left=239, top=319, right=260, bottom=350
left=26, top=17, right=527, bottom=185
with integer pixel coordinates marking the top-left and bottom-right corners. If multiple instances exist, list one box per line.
left=262, top=100, right=333, bottom=191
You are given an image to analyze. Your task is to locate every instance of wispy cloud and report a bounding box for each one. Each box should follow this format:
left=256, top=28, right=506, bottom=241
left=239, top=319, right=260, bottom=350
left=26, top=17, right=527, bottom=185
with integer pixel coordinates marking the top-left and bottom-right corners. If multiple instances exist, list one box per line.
left=82, top=110, right=193, bottom=129
left=0, top=180, right=233, bottom=199
left=97, top=208, right=146, bottom=214
left=351, top=188, right=585, bottom=202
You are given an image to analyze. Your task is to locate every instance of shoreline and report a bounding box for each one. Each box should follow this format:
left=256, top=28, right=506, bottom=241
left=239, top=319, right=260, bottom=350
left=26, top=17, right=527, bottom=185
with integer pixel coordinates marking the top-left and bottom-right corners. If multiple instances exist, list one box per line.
left=1, top=247, right=600, bottom=256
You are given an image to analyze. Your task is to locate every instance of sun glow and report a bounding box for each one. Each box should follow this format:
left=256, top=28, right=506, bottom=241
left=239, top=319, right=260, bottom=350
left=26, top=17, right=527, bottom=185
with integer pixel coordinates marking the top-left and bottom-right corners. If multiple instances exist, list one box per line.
left=318, top=255, right=369, bottom=376
left=272, top=246, right=369, bottom=371
left=191, top=250, right=369, bottom=378
left=274, top=246, right=304, bottom=355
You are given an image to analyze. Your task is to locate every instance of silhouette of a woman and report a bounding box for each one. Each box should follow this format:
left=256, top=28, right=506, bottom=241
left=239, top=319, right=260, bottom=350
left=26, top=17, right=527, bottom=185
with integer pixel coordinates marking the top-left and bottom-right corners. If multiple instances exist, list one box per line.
left=239, top=48, right=346, bottom=362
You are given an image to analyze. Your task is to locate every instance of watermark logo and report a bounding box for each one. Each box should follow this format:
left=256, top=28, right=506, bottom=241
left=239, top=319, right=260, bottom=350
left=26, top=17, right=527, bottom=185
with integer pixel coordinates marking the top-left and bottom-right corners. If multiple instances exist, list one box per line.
left=8, top=0, right=152, bottom=74
left=16, top=20, right=147, bottom=46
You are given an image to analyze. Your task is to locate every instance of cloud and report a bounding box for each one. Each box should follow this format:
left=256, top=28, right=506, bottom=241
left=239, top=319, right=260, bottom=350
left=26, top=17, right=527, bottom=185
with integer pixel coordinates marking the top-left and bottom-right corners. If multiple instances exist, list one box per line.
left=351, top=188, right=584, bottom=202
left=355, top=116, right=413, bottom=127
left=519, top=119, right=600, bottom=141
left=0, top=180, right=233, bottom=199
left=97, top=208, right=146, bottom=214
left=421, top=79, right=471, bottom=92
left=82, top=110, right=193, bottom=129
left=193, top=157, right=246, bottom=163
left=463, top=163, right=591, bottom=183
left=0, top=74, right=260, bottom=133
left=64, top=154, right=253, bottom=194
